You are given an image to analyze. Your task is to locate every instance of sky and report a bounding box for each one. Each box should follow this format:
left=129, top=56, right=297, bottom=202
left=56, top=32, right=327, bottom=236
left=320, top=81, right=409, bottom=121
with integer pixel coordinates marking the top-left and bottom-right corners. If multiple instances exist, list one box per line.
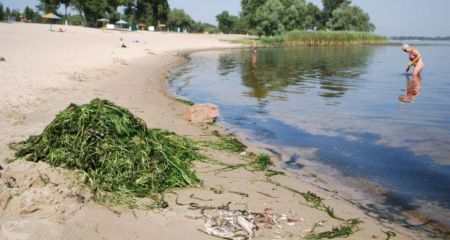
left=1, top=0, right=449, bottom=37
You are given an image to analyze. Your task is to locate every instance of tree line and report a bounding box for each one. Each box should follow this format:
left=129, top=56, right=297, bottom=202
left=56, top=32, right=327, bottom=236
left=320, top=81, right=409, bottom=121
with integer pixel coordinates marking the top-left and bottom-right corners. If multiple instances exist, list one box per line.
left=0, top=3, right=24, bottom=22
left=1, top=0, right=375, bottom=35
left=33, top=0, right=172, bottom=28
left=217, top=0, right=375, bottom=36
left=391, top=36, right=450, bottom=41
left=0, top=0, right=217, bottom=33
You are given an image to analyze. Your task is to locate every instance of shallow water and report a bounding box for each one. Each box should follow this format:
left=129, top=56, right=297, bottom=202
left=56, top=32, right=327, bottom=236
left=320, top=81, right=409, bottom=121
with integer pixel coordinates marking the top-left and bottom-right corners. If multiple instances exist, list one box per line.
left=168, top=43, right=450, bottom=230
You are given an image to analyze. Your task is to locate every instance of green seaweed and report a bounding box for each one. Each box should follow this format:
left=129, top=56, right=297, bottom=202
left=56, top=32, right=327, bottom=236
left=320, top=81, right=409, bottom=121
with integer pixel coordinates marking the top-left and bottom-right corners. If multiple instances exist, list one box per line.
left=175, top=98, right=195, bottom=106
left=304, top=219, right=363, bottom=239
left=228, top=190, right=249, bottom=198
left=197, top=130, right=247, bottom=153
left=251, top=153, right=271, bottom=171
left=13, top=99, right=201, bottom=208
left=382, top=230, right=397, bottom=240
left=210, top=187, right=224, bottom=194
left=265, top=179, right=342, bottom=220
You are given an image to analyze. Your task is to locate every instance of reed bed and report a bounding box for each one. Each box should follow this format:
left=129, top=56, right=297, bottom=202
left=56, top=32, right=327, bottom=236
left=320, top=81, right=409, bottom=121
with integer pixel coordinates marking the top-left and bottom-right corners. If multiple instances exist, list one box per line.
left=261, top=30, right=387, bottom=46
left=14, top=99, right=201, bottom=208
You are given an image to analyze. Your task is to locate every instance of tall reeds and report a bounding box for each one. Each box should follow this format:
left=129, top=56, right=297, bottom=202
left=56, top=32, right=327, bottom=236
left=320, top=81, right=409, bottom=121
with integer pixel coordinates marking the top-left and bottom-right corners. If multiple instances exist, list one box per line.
left=261, top=30, right=387, bottom=46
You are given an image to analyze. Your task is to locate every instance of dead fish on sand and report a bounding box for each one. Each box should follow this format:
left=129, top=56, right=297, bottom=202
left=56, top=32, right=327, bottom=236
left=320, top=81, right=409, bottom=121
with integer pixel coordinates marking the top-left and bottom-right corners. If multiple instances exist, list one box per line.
left=203, top=209, right=291, bottom=239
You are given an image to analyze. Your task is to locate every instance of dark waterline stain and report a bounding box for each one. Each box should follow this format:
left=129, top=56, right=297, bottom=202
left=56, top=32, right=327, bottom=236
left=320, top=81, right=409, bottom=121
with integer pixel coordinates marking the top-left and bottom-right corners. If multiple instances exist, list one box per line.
left=168, top=46, right=450, bottom=234
left=218, top=104, right=450, bottom=211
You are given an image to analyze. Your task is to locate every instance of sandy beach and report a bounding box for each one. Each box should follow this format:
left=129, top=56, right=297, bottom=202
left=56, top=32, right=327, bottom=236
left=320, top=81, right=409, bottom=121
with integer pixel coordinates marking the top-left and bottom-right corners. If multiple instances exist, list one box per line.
left=0, top=23, right=427, bottom=239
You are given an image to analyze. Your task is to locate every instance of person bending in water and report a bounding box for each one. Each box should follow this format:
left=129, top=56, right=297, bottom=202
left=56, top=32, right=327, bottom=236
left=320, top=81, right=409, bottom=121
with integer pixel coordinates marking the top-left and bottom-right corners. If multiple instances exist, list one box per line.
left=402, top=43, right=424, bottom=77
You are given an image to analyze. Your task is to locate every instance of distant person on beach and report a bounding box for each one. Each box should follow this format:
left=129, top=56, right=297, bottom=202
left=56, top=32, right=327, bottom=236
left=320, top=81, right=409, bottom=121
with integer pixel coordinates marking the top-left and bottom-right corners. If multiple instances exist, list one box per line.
left=120, top=38, right=127, bottom=48
left=401, top=43, right=424, bottom=77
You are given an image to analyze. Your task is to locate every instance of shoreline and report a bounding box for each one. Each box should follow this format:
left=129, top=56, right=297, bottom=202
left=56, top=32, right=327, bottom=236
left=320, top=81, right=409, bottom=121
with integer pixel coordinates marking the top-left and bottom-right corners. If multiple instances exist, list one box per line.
left=206, top=118, right=450, bottom=236
left=167, top=47, right=450, bottom=237
left=0, top=23, right=433, bottom=239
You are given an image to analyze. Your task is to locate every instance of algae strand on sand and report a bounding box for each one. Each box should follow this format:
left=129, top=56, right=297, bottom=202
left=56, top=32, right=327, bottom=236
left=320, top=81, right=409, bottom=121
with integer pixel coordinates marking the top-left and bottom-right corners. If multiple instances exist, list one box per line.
left=14, top=99, right=202, bottom=208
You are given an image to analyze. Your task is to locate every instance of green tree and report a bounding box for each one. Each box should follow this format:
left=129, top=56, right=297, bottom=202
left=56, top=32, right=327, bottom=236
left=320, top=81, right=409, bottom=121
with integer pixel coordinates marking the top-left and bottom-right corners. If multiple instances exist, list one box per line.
left=124, top=0, right=154, bottom=25
left=59, top=0, right=71, bottom=20
left=254, top=0, right=285, bottom=36
left=0, top=3, right=4, bottom=21
left=37, top=0, right=60, bottom=13
left=66, top=14, right=83, bottom=25
left=191, top=21, right=218, bottom=33
left=150, top=0, right=170, bottom=27
left=10, top=9, right=21, bottom=20
left=71, top=0, right=105, bottom=26
left=304, top=2, right=321, bottom=30
left=240, top=0, right=267, bottom=34
left=71, top=0, right=132, bottom=27
left=280, top=0, right=307, bottom=31
left=23, top=6, right=35, bottom=21
left=125, top=0, right=169, bottom=27
left=326, top=3, right=375, bottom=32
left=232, top=17, right=247, bottom=34
left=216, top=11, right=238, bottom=34
left=167, top=8, right=193, bottom=31
left=321, top=0, right=350, bottom=27
left=5, top=7, right=10, bottom=18
left=107, top=11, right=122, bottom=23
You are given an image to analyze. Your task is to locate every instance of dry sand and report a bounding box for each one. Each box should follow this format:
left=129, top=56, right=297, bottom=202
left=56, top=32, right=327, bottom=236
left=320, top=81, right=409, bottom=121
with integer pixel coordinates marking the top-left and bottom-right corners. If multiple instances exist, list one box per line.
left=0, top=23, right=428, bottom=239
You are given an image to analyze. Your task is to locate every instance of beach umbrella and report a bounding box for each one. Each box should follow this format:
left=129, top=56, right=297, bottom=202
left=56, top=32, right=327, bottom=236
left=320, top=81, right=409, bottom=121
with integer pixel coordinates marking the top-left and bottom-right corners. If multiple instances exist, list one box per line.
left=97, top=18, right=109, bottom=29
left=42, top=13, right=61, bottom=31
left=158, top=23, right=167, bottom=32
left=115, top=19, right=128, bottom=30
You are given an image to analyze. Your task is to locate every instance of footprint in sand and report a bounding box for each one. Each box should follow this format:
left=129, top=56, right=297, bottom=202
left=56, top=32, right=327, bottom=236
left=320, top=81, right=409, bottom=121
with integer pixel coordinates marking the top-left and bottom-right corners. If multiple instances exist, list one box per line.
left=69, top=72, right=89, bottom=82
left=113, top=57, right=128, bottom=66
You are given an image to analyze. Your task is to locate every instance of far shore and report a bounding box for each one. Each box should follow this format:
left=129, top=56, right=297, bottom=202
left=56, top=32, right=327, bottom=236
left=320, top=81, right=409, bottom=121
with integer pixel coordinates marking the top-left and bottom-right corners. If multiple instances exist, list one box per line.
left=0, top=23, right=431, bottom=239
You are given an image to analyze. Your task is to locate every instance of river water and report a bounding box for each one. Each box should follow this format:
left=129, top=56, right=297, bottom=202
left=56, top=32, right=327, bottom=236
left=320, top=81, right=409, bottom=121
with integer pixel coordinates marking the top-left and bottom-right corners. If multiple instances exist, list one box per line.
left=168, top=42, right=450, bottom=232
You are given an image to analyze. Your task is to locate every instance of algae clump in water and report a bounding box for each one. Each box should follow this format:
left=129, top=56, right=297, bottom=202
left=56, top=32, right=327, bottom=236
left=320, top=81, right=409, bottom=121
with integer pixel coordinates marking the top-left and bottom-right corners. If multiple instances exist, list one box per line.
left=14, top=99, right=201, bottom=208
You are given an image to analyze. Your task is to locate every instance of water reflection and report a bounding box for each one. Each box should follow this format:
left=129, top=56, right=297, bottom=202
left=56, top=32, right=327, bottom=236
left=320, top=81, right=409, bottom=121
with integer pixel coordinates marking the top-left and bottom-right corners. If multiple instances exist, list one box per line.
left=399, top=74, right=423, bottom=103
left=225, top=47, right=377, bottom=100
left=169, top=45, right=450, bottom=232
left=252, top=50, right=257, bottom=70
left=218, top=54, right=238, bottom=76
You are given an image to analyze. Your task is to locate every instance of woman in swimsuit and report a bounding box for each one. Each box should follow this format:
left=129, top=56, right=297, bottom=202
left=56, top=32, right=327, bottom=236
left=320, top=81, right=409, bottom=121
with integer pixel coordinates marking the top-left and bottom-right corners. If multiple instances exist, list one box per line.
left=401, top=43, right=424, bottom=77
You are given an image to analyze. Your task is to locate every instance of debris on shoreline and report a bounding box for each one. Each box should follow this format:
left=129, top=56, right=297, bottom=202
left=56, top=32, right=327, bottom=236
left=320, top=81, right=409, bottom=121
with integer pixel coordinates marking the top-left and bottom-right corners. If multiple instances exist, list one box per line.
left=185, top=103, right=220, bottom=123
left=203, top=208, right=292, bottom=239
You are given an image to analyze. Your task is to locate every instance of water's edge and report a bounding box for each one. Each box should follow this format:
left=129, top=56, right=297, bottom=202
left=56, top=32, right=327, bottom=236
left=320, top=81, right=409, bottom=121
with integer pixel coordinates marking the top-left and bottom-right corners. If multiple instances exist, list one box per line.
left=167, top=48, right=450, bottom=238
